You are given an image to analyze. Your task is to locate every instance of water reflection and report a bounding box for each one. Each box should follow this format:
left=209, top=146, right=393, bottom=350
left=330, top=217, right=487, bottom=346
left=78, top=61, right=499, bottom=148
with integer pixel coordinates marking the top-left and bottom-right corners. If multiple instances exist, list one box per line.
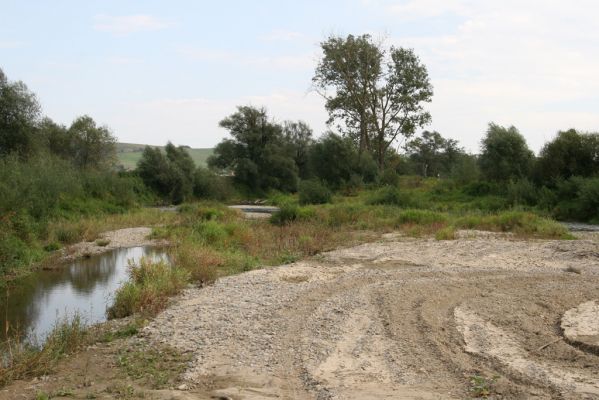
left=0, top=246, right=167, bottom=342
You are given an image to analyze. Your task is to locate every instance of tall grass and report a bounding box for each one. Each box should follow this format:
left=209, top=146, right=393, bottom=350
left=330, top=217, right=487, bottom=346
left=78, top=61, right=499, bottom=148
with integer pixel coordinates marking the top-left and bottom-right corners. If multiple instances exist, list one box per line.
left=107, top=258, right=189, bottom=319
left=0, top=315, right=88, bottom=387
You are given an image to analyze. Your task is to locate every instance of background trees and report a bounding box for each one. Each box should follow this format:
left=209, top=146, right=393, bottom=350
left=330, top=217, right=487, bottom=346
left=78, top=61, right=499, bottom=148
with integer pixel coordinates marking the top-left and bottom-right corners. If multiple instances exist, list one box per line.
left=536, top=129, right=599, bottom=183
left=313, top=34, right=433, bottom=169
left=405, top=130, right=464, bottom=177
left=68, top=115, right=116, bottom=169
left=479, top=123, right=534, bottom=182
left=208, top=106, right=300, bottom=193
left=0, top=68, right=41, bottom=156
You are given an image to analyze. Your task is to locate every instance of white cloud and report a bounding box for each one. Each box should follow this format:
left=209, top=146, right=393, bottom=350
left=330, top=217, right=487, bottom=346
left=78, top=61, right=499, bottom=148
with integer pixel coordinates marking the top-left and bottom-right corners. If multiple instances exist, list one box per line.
left=387, top=0, right=599, bottom=152
left=93, top=14, right=171, bottom=35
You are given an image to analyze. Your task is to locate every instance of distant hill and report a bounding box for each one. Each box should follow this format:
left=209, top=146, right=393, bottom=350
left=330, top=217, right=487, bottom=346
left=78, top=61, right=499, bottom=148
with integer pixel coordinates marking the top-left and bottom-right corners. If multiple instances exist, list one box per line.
left=116, top=142, right=213, bottom=170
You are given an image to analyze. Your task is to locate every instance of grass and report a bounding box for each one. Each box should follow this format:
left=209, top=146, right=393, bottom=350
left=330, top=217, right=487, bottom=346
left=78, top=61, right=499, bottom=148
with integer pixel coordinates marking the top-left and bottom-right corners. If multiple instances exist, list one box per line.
left=0, top=182, right=576, bottom=390
left=117, top=344, right=191, bottom=389
left=0, top=315, right=88, bottom=387
left=107, top=257, right=189, bottom=319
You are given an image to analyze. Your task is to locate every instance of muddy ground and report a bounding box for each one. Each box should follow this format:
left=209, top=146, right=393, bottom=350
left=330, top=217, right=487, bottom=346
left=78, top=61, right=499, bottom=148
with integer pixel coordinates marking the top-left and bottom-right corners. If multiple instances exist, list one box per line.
left=2, top=231, right=598, bottom=399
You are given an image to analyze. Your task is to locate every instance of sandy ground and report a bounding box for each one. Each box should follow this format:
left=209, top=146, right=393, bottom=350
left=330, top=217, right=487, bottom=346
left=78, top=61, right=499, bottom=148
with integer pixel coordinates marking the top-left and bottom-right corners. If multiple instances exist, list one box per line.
left=139, top=231, right=599, bottom=399
left=58, top=227, right=168, bottom=263
left=2, top=231, right=598, bottom=399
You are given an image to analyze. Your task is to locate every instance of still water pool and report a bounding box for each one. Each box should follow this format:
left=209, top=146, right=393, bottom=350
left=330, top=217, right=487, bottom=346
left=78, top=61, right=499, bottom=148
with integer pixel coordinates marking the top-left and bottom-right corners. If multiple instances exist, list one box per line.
left=1, top=246, right=167, bottom=342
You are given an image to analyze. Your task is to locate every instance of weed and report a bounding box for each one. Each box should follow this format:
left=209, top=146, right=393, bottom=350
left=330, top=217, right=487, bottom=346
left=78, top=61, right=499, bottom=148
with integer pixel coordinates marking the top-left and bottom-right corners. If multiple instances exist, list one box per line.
left=270, top=203, right=299, bottom=226
left=95, top=238, right=110, bottom=247
left=469, top=374, right=498, bottom=398
left=99, top=322, right=141, bottom=343
left=171, top=242, right=220, bottom=284
left=435, top=226, right=457, bottom=240
left=117, top=344, right=191, bottom=389
left=36, top=391, right=49, bottom=400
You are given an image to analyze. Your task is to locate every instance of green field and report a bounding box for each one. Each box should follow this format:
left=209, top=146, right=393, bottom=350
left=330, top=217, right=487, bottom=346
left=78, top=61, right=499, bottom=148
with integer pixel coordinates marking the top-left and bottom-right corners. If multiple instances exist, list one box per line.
left=116, top=143, right=213, bottom=170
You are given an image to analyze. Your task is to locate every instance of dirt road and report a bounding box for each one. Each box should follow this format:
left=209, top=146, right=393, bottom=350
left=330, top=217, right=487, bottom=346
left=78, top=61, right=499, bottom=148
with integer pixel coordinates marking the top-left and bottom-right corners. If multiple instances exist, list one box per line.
left=144, top=232, right=599, bottom=399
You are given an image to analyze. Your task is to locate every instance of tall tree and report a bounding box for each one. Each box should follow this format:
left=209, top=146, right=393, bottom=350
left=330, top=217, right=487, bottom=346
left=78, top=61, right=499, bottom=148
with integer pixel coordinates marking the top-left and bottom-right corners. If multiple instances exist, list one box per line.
left=283, top=120, right=313, bottom=179
left=0, top=68, right=41, bottom=156
left=68, top=115, right=116, bottom=169
left=208, top=106, right=299, bottom=192
left=479, top=123, right=534, bottom=182
left=313, top=34, right=433, bottom=169
left=313, top=35, right=381, bottom=155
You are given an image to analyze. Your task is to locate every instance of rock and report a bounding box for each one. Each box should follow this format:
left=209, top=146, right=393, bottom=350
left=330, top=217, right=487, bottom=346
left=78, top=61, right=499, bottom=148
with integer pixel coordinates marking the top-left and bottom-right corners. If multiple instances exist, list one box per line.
left=561, top=300, right=599, bottom=351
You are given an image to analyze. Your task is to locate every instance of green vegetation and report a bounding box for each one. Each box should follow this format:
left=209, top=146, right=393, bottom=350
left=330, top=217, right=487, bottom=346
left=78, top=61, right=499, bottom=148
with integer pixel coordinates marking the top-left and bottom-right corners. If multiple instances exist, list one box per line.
left=107, top=257, right=189, bottom=319
left=0, top=315, right=88, bottom=386
left=106, top=197, right=569, bottom=320
left=469, top=374, right=499, bottom=398
left=117, top=344, right=191, bottom=389
left=1, top=37, right=595, bottom=392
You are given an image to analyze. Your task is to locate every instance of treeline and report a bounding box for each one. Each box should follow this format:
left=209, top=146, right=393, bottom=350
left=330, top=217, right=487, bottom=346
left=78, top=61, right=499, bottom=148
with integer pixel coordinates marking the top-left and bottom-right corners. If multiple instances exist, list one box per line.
left=0, top=68, right=149, bottom=274
left=2, top=33, right=599, bottom=276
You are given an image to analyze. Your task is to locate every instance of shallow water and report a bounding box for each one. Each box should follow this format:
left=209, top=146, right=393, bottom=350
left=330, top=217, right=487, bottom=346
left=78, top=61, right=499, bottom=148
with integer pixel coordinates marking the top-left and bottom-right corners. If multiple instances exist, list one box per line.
left=562, top=222, right=599, bottom=232
left=0, top=246, right=167, bottom=342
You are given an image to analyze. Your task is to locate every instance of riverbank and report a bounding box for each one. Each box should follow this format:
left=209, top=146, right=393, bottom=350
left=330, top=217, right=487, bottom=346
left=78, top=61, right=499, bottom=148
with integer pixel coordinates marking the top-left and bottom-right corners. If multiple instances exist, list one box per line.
left=1, top=231, right=598, bottom=399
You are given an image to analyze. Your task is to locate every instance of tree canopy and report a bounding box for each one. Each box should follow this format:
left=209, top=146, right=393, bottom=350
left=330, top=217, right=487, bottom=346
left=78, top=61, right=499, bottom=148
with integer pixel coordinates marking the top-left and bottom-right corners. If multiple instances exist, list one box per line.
left=208, top=106, right=299, bottom=192
left=536, top=129, right=599, bottom=183
left=405, top=130, right=463, bottom=177
left=0, top=68, right=41, bottom=156
left=479, top=123, right=534, bottom=182
left=313, top=34, right=433, bottom=169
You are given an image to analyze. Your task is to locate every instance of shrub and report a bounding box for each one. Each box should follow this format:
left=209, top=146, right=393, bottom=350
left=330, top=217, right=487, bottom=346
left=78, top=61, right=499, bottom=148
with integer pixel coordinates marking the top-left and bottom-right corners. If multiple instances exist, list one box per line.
left=395, top=209, right=448, bottom=226
left=506, top=179, right=538, bottom=206
left=193, top=168, right=234, bottom=201
left=553, top=177, right=599, bottom=222
left=298, top=180, right=332, bottom=205
left=367, top=187, right=415, bottom=207
left=107, top=258, right=189, bottom=318
left=172, top=243, right=221, bottom=284
left=380, top=169, right=400, bottom=186
left=435, top=226, right=456, bottom=240
left=192, top=220, right=228, bottom=245
left=270, top=203, right=299, bottom=226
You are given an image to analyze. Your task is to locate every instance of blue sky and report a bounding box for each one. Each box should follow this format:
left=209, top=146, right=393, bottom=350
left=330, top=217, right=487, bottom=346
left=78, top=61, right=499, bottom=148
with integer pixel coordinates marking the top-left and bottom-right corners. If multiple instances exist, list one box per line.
left=2, top=0, right=598, bottom=152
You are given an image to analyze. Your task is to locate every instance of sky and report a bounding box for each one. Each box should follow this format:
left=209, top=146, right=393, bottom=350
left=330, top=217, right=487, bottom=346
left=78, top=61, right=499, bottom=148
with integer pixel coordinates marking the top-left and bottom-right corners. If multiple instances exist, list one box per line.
left=1, top=0, right=598, bottom=153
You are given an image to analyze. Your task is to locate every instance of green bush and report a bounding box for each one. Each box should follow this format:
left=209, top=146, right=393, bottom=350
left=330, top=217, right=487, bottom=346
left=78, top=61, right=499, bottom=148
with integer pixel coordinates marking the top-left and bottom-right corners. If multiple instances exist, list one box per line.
left=506, top=179, right=538, bottom=206
left=298, top=180, right=332, bottom=205
left=554, top=177, right=599, bottom=222
left=379, top=169, right=400, bottom=186
left=193, top=168, right=234, bottom=201
left=367, top=186, right=415, bottom=207
left=270, top=203, right=299, bottom=226
left=193, top=220, right=229, bottom=245
left=395, top=209, right=448, bottom=226
left=107, top=258, right=189, bottom=319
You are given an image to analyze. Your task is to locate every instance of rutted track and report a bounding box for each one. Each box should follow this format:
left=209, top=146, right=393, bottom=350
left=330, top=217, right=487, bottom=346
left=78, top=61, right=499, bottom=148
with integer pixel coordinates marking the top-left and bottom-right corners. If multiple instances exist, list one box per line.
left=144, top=233, right=599, bottom=399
